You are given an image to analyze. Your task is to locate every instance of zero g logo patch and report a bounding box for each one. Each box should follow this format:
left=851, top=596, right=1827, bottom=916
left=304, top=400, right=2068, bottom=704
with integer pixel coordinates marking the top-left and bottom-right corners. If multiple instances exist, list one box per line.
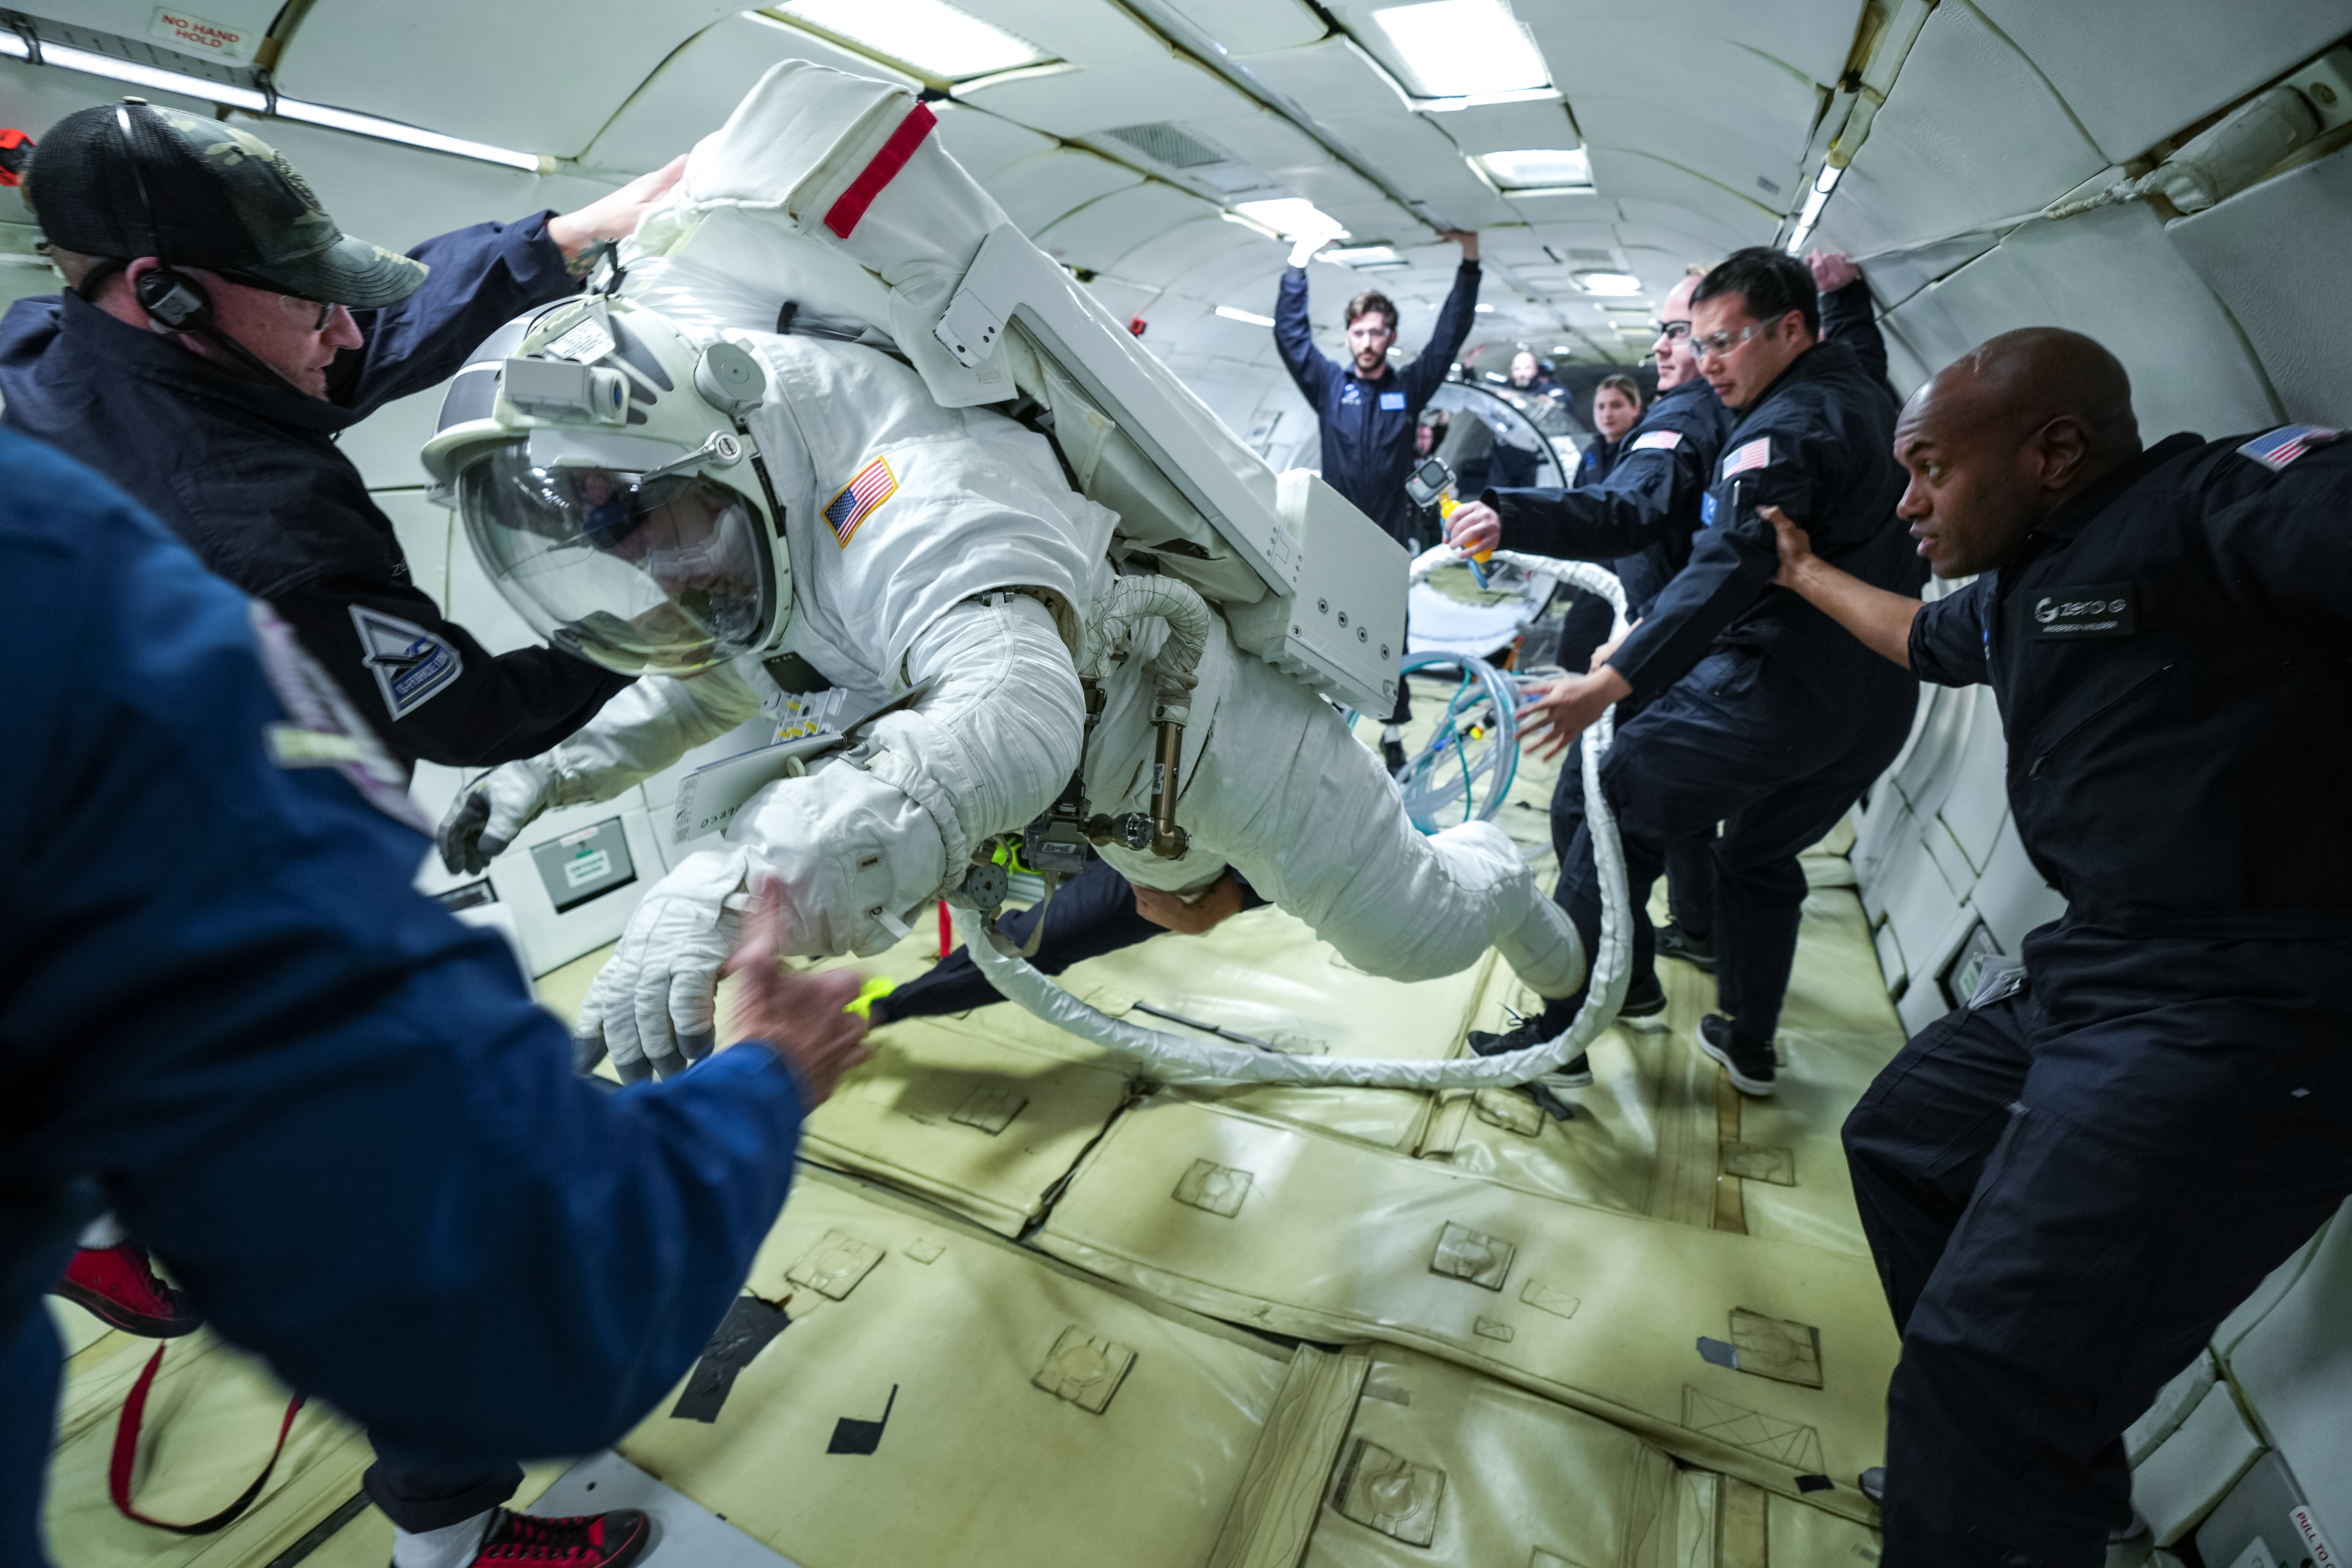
left=348, top=604, right=462, bottom=719
left=2028, top=582, right=2136, bottom=640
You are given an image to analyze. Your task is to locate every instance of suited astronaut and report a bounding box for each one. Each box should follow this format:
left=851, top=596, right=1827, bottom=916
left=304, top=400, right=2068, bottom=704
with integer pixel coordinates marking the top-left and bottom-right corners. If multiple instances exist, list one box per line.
left=428, top=62, right=1585, bottom=1080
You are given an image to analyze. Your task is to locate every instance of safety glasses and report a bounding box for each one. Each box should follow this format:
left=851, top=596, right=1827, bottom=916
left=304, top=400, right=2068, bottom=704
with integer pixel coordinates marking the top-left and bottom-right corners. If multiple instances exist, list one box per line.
left=1687, top=319, right=1774, bottom=361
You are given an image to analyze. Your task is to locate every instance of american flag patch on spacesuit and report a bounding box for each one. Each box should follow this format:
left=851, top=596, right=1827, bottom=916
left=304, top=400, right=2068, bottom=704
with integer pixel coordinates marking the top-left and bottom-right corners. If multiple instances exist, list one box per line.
left=1629, top=428, right=1684, bottom=452
left=2236, top=424, right=2343, bottom=472
left=823, top=456, right=897, bottom=546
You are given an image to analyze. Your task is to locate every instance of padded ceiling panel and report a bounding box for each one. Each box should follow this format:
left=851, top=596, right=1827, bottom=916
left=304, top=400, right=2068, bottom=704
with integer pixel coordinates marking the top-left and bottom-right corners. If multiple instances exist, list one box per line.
left=1104, top=214, right=1271, bottom=288
left=1436, top=99, right=1584, bottom=158
left=985, top=149, right=1145, bottom=234
left=1181, top=107, right=1331, bottom=183
left=961, top=0, right=1166, bottom=64
left=276, top=1, right=741, bottom=159
left=932, top=104, right=1061, bottom=182
left=1308, top=108, right=1494, bottom=212
left=1576, top=90, right=1811, bottom=219
left=580, top=15, right=916, bottom=175
left=29, top=0, right=282, bottom=51
left=956, top=55, right=1246, bottom=139
left=1821, top=4, right=2106, bottom=259
left=1033, top=181, right=1219, bottom=269
left=218, top=111, right=555, bottom=258
left=1970, top=0, right=2352, bottom=163
left=2166, top=142, right=2352, bottom=428
left=1906, top=201, right=2281, bottom=442
left=1586, top=150, right=1778, bottom=250
left=1527, top=0, right=1866, bottom=96
left=1158, top=0, right=1326, bottom=57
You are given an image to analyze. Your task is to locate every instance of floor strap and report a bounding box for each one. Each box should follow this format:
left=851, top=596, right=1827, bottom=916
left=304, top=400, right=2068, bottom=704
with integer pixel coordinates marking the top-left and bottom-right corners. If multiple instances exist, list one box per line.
left=109, top=1342, right=307, bottom=1534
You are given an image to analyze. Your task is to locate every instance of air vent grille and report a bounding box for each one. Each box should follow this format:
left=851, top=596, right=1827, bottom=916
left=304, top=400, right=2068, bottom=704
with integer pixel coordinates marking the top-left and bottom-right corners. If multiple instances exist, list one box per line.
left=1105, top=122, right=1228, bottom=169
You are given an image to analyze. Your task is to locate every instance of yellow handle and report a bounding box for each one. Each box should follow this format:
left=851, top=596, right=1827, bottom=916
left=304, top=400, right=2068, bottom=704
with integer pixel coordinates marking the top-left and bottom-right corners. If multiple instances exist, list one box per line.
left=845, top=975, right=896, bottom=1020
left=1436, top=492, right=1492, bottom=563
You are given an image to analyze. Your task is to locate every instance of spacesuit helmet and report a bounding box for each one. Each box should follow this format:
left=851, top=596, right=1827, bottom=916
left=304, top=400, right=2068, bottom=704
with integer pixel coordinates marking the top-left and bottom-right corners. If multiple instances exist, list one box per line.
left=420, top=295, right=788, bottom=676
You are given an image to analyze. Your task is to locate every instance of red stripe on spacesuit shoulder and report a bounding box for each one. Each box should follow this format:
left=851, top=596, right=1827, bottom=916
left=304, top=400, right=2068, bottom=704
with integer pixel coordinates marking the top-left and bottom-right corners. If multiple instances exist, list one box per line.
left=823, top=101, right=939, bottom=240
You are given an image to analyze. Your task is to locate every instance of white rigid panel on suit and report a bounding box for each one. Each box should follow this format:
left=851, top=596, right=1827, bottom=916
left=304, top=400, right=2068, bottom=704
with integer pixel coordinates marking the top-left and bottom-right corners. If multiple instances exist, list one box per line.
left=1919, top=201, right=2282, bottom=442
left=2166, top=143, right=2352, bottom=429
left=1036, top=1097, right=1901, bottom=1523
left=1823, top=4, right=2105, bottom=259
left=484, top=799, right=661, bottom=977
left=2216, top=1197, right=2352, bottom=1538
left=581, top=15, right=918, bottom=175
left=1968, top=0, right=2352, bottom=163
left=2212, top=1211, right=2336, bottom=1364
left=2127, top=1350, right=2220, bottom=1468
left=2130, top=1381, right=2265, bottom=1547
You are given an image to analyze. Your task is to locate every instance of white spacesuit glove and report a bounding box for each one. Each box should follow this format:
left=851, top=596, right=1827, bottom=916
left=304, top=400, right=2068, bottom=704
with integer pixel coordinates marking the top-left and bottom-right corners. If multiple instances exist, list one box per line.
left=434, top=757, right=558, bottom=876
left=573, top=847, right=749, bottom=1081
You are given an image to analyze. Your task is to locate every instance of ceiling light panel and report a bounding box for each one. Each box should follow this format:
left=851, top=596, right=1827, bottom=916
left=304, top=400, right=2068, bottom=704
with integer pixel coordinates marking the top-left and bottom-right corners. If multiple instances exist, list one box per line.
left=1576, top=271, right=1644, bottom=296
left=1476, top=148, right=1590, bottom=189
left=1322, top=244, right=1407, bottom=268
left=1368, top=0, right=1549, bottom=99
left=1233, top=197, right=1350, bottom=239
left=775, top=0, right=1050, bottom=79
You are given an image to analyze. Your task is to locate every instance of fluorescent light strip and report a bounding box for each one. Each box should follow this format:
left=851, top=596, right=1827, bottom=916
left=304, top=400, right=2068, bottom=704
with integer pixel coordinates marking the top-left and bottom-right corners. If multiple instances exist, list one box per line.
left=1216, top=305, right=1276, bottom=327
left=274, top=98, right=547, bottom=171
left=4, top=33, right=546, bottom=171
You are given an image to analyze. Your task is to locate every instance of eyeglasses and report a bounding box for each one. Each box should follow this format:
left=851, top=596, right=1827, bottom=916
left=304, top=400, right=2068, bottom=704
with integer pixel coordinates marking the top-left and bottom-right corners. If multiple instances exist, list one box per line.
left=1687, top=320, right=1774, bottom=361
left=272, top=291, right=337, bottom=332
left=1652, top=321, right=1691, bottom=342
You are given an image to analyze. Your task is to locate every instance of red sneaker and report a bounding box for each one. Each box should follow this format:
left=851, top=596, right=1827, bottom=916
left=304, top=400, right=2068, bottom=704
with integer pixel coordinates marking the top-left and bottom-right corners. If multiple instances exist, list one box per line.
left=49, top=1243, right=202, bottom=1337
left=467, top=1509, right=652, bottom=1567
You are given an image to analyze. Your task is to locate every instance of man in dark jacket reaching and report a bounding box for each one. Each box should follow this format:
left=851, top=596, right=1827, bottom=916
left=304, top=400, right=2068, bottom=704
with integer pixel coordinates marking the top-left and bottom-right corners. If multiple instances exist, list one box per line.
left=0, top=98, right=679, bottom=771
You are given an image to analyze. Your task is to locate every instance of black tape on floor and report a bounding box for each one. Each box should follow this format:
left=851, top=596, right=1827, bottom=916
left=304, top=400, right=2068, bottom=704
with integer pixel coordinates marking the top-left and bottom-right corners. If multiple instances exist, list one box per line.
left=826, top=1385, right=898, bottom=1455
left=671, top=1297, right=791, bottom=1424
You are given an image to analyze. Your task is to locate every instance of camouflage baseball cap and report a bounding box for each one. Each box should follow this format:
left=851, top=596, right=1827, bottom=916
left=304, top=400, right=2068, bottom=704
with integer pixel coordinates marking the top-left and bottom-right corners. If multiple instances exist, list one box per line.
left=24, top=100, right=426, bottom=309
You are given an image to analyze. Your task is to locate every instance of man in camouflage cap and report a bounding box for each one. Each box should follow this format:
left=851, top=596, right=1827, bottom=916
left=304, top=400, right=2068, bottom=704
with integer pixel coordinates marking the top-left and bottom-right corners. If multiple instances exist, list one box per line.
left=0, top=98, right=686, bottom=1568
left=0, top=98, right=680, bottom=768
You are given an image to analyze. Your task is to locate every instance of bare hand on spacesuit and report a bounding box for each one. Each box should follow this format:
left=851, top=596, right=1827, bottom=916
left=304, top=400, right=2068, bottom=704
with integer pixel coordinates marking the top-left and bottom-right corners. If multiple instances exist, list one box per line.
left=724, top=879, right=870, bottom=1106
left=1133, top=872, right=1246, bottom=936
left=435, top=757, right=557, bottom=875
left=547, top=154, right=687, bottom=270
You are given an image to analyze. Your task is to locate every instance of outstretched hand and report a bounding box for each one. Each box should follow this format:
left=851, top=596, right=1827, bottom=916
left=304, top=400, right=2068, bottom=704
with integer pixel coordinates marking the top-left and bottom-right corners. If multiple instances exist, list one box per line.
left=1435, top=228, right=1480, bottom=262
left=721, top=878, right=871, bottom=1107
left=1805, top=248, right=1860, bottom=292
left=1515, top=668, right=1629, bottom=761
left=1761, top=504, right=1816, bottom=588
left=548, top=154, right=688, bottom=263
left=1444, top=500, right=1501, bottom=556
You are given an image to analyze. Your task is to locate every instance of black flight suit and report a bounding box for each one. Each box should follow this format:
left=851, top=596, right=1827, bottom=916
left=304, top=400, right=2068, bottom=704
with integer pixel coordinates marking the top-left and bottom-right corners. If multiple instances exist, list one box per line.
left=1483, top=373, right=1740, bottom=949
left=1530, top=338, right=1921, bottom=1044
left=0, top=215, right=629, bottom=770
left=1842, top=426, right=2352, bottom=1567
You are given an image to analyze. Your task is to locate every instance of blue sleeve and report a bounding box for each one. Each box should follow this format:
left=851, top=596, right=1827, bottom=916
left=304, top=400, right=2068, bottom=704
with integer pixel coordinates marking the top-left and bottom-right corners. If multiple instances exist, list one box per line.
left=1403, top=262, right=1480, bottom=407
left=327, top=215, right=579, bottom=419
left=1273, top=267, right=1337, bottom=409
left=3, top=443, right=805, bottom=1466
left=1908, top=578, right=1992, bottom=686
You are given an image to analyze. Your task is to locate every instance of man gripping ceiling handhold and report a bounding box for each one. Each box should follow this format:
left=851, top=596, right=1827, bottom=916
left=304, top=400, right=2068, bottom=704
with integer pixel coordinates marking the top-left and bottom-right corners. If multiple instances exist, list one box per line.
left=426, top=59, right=1586, bottom=1082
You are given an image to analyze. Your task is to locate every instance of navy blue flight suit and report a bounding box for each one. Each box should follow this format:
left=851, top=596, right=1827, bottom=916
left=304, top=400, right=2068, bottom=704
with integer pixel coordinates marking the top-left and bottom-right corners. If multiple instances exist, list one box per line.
left=1527, top=338, right=1921, bottom=1044
left=0, top=429, right=808, bottom=1565
left=0, top=215, right=630, bottom=769
left=1276, top=260, right=1480, bottom=726
left=1843, top=427, right=2352, bottom=1566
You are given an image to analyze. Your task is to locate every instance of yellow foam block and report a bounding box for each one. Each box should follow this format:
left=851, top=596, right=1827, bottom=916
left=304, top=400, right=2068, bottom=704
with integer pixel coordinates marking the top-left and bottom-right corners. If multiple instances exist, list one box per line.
left=1035, top=1098, right=1898, bottom=1522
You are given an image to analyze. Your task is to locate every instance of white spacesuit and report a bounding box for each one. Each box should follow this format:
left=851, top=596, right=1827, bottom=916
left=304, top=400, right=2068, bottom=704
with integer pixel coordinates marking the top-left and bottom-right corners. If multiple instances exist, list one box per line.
left=428, top=61, right=1584, bottom=1080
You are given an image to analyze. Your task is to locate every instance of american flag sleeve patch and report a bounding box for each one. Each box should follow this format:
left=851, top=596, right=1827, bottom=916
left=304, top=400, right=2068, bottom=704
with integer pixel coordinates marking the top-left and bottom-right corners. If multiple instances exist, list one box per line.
left=823, top=456, right=897, bottom=547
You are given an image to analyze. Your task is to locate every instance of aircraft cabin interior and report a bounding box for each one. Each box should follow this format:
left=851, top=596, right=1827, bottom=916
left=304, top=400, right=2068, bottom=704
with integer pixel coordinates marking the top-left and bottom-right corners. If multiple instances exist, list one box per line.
left=5, top=0, right=2350, bottom=1565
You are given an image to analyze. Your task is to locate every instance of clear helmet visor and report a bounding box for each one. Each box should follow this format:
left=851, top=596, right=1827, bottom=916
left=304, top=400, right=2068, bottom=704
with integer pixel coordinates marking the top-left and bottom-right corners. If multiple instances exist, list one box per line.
left=455, top=438, right=776, bottom=676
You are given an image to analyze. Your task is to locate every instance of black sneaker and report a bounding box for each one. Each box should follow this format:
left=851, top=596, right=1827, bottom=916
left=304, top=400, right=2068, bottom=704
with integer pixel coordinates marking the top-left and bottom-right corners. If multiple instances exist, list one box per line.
left=451, top=1508, right=653, bottom=1568
left=1698, top=1013, right=1776, bottom=1096
left=1381, top=738, right=1409, bottom=778
left=1655, top=921, right=1717, bottom=973
left=1467, top=1015, right=1591, bottom=1090
left=1617, top=969, right=1666, bottom=1028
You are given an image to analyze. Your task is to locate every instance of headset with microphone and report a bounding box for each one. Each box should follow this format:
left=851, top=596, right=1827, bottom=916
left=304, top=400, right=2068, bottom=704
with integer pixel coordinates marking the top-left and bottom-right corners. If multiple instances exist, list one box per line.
left=110, top=98, right=306, bottom=392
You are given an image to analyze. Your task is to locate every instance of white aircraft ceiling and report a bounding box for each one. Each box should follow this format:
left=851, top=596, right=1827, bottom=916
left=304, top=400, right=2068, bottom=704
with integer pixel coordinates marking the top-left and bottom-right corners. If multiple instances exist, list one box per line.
left=1, top=0, right=2346, bottom=453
